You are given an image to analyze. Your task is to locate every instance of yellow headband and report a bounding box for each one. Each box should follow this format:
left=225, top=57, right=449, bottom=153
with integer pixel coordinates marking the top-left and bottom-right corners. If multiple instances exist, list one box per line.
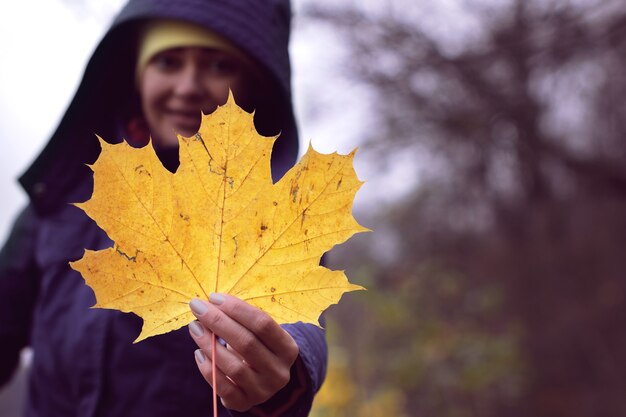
left=136, top=19, right=250, bottom=81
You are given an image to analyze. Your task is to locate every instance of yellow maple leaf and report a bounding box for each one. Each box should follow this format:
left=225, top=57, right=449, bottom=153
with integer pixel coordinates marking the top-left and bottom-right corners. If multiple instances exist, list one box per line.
left=70, top=94, right=368, bottom=342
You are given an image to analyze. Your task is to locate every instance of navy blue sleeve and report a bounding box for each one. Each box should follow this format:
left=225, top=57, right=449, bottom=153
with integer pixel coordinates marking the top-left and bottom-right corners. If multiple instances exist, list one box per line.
left=0, top=205, right=40, bottom=387
left=227, top=322, right=327, bottom=417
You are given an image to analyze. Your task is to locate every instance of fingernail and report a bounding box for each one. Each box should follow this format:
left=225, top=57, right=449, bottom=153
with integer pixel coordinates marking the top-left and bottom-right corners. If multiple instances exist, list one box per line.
left=209, top=293, right=225, bottom=305
left=188, top=320, right=204, bottom=337
left=194, top=349, right=206, bottom=364
left=190, top=298, right=208, bottom=316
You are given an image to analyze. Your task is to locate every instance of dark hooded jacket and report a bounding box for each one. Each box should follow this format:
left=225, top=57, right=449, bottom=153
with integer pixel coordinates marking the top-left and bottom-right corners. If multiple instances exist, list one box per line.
left=0, top=1, right=327, bottom=416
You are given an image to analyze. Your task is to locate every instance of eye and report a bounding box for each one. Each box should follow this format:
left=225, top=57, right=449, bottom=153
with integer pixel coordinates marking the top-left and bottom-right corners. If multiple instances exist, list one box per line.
left=200, top=52, right=241, bottom=76
left=150, top=51, right=183, bottom=73
left=210, top=58, right=237, bottom=74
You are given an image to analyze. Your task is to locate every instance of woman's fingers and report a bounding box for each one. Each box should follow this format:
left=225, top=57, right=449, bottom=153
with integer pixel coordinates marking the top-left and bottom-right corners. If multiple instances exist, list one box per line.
left=189, top=323, right=283, bottom=409
left=189, top=322, right=255, bottom=388
left=193, top=345, right=251, bottom=412
left=226, top=343, right=246, bottom=363
left=188, top=295, right=300, bottom=409
left=191, top=295, right=299, bottom=362
left=189, top=298, right=275, bottom=371
left=207, top=293, right=299, bottom=359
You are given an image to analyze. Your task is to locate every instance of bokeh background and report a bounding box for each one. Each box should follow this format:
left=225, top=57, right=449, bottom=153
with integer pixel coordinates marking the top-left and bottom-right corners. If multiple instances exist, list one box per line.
left=2, top=1, right=626, bottom=416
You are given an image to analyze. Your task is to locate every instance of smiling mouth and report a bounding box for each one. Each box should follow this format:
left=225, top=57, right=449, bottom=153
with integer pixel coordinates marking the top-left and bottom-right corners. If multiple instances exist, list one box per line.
left=165, top=109, right=201, bottom=133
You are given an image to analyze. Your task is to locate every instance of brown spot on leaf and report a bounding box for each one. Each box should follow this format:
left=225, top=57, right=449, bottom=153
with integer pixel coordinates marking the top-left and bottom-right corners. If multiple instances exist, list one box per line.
left=116, top=247, right=137, bottom=262
left=291, top=185, right=299, bottom=203
left=134, top=165, right=151, bottom=177
left=301, top=208, right=307, bottom=228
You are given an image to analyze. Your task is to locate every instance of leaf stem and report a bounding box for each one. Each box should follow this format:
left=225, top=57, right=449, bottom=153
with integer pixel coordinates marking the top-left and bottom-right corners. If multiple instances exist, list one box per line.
left=212, top=332, right=218, bottom=417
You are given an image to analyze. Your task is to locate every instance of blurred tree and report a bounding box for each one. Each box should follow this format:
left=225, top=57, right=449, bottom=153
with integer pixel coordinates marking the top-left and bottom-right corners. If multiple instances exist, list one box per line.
left=307, top=0, right=626, bottom=416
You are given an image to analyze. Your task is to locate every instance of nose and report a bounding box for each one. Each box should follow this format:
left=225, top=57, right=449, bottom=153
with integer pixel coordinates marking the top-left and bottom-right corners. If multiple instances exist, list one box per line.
left=173, top=65, right=204, bottom=99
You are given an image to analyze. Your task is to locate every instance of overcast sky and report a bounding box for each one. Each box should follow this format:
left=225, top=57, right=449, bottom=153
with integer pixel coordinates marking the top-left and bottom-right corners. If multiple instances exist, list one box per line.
left=0, top=1, right=119, bottom=240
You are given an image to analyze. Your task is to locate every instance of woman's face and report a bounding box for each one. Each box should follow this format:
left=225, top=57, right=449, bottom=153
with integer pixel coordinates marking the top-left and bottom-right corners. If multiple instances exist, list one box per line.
left=139, top=47, right=253, bottom=146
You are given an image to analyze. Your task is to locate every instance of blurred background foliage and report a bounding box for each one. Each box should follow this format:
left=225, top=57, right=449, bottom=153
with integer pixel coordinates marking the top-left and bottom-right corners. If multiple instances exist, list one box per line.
left=307, top=0, right=626, bottom=416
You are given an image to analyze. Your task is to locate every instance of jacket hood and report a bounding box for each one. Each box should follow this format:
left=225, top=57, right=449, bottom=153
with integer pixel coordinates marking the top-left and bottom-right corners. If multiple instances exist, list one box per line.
left=19, top=0, right=298, bottom=215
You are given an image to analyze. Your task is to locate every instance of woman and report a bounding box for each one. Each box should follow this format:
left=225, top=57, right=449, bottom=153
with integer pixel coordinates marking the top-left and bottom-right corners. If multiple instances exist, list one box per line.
left=0, top=1, right=327, bottom=416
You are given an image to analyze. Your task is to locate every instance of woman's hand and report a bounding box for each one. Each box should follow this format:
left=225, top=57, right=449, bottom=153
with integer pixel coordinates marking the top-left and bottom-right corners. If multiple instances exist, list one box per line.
left=188, top=294, right=300, bottom=412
